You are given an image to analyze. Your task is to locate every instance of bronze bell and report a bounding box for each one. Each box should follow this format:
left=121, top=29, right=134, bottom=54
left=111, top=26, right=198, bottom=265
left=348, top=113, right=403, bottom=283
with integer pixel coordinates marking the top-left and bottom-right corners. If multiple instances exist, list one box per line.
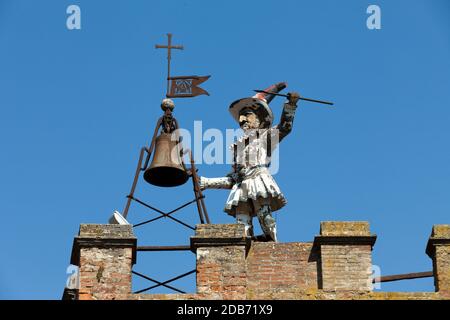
left=143, top=133, right=189, bottom=187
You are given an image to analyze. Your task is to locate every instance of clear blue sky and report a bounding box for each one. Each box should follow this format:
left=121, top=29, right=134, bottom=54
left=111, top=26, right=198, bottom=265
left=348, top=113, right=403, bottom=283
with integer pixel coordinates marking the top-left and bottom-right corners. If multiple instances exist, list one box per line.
left=1, top=0, right=449, bottom=299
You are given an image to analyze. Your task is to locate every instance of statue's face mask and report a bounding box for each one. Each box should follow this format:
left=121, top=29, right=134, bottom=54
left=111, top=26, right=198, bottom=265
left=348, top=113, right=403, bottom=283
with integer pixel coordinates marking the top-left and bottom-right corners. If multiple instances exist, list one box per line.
left=239, top=108, right=261, bottom=130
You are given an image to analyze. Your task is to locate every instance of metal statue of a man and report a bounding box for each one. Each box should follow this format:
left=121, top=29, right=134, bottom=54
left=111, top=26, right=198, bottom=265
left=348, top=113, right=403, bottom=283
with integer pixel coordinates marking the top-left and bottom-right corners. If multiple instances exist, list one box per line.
left=199, top=82, right=300, bottom=242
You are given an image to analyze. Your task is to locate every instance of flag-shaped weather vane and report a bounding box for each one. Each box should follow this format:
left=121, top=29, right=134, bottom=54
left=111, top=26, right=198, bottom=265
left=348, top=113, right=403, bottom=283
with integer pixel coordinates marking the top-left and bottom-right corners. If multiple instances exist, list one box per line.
left=155, top=33, right=210, bottom=98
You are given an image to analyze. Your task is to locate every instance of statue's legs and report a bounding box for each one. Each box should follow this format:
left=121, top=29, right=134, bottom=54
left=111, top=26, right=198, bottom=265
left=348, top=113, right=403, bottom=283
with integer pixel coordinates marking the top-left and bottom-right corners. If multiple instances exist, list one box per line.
left=236, top=213, right=253, bottom=237
left=253, top=199, right=277, bottom=242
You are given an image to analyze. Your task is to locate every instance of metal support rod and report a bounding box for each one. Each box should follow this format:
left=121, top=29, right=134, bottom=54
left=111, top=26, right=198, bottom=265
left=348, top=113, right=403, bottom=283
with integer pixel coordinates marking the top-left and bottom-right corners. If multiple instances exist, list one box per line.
left=191, top=179, right=205, bottom=224
left=133, top=215, right=168, bottom=228
left=123, top=147, right=146, bottom=219
left=129, top=196, right=195, bottom=230
left=133, top=196, right=203, bottom=228
left=372, top=271, right=433, bottom=283
left=137, top=245, right=191, bottom=251
left=123, top=117, right=163, bottom=218
left=166, top=195, right=204, bottom=215
left=134, top=269, right=196, bottom=294
left=188, top=149, right=210, bottom=223
left=132, top=271, right=185, bottom=294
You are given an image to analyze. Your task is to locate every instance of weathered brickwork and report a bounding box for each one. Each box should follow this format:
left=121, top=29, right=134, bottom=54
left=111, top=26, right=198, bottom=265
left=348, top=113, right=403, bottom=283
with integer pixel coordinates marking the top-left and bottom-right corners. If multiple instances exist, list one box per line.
left=315, top=222, right=376, bottom=291
left=319, top=245, right=372, bottom=291
left=434, top=246, right=450, bottom=294
left=195, top=224, right=248, bottom=238
left=191, top=224, right=248, bottom=300
left=427, top=225, right=450, bottom=296
left=66, top=222, right=450, bottom=300
left=78, top=247, right=133, bottom=300
left=246, top=242, right=319, bottom=295
left=320, top=221, right=370, bottom=236
left=70, top=224, right=136, bottom=300
left=196, top=246, right=247, bottom=299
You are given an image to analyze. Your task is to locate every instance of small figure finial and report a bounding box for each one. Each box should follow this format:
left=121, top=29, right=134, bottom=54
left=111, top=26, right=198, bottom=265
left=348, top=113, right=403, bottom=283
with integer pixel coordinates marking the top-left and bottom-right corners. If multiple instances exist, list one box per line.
left=161, top=98, right=175, bottom=112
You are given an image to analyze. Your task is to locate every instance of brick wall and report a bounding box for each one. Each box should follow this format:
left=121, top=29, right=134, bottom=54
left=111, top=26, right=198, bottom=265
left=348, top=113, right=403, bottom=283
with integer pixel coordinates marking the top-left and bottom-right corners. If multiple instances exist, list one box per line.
left=66, top=222, right=450, bottom=300
left=315, top=222, right=376, bottom=291
left=246, top=242, right=319, bottom=295
left=427, top=225, right=450, bottom=296
left=78, top=247, right=133, bottom=300
left=70, top=224, right=136, bottom=300
left=191, top=224, right=249, bottom=299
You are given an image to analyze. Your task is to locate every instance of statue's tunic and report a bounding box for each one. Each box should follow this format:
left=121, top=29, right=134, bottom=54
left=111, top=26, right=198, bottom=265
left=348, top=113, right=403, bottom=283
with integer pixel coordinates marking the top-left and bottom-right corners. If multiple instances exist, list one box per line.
left=224, top=102, right=297, bottom=217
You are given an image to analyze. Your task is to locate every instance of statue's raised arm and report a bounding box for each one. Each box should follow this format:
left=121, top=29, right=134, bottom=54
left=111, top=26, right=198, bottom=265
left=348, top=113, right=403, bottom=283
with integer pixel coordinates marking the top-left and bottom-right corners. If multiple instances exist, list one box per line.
left=276, top=92, right=300, bottom=142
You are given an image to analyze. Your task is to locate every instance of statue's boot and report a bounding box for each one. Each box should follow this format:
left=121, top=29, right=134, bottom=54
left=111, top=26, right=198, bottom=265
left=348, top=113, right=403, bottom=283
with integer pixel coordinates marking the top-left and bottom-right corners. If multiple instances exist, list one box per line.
left=256, top=205, right=277, bottom=242
left=236, top=213, right=254, bottom=237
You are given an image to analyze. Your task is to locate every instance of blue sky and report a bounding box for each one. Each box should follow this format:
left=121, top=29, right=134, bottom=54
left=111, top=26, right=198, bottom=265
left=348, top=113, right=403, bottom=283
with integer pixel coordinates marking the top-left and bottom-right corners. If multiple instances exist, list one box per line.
left=0, top=0, right=449, bottom=299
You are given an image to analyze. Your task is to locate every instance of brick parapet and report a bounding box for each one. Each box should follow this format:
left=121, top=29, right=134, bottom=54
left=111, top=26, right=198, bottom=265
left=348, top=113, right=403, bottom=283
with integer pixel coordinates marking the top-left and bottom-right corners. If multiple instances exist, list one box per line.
left=70, top=224, right=137, bottom=300
left=314, top=221, right=376, bottom=291
left=65, top=222, right=450, bottom=300
left=426, top=225, right=450, bottom=294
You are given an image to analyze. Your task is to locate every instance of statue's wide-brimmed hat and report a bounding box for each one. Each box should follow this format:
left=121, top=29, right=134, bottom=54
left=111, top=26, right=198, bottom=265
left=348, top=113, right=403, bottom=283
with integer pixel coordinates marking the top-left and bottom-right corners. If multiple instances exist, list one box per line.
left=229, top=82, right=287, bottom=128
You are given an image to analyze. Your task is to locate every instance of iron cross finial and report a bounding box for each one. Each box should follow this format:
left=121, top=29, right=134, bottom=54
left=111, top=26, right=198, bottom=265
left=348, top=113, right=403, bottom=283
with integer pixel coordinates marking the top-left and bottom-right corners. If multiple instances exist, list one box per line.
left=155, top=33, right=184, bottom=95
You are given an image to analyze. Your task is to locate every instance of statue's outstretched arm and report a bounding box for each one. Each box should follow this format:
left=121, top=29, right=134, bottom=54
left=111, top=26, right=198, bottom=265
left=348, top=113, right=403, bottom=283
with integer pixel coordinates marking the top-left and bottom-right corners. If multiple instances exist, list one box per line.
left=199, top=176, right=234, bottom=190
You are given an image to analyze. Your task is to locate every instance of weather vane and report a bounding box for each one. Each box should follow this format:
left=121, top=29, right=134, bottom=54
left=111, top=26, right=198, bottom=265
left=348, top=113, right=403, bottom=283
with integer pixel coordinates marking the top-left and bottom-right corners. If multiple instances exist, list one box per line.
left=155, top=33, right=210, bottom=98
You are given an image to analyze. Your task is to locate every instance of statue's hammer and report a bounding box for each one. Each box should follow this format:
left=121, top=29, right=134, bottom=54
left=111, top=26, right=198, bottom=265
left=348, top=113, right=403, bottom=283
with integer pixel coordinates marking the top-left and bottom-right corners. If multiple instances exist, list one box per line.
left=254, top=90, right=334, bottom=106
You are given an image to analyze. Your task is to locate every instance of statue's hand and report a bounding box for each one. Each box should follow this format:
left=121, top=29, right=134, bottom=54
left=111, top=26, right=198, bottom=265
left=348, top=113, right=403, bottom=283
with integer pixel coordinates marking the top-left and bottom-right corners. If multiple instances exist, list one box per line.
left=287, top=92, right=300, bottom=106
left=198, top=176, right=207, bottom=191
left=226, top=171, right=240, bottom=183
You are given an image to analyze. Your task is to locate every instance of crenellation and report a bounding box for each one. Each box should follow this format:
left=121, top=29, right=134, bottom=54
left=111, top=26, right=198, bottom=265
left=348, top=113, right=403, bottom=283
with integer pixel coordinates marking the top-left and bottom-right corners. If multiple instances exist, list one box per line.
left=65, top=222, right=450, bottom=300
